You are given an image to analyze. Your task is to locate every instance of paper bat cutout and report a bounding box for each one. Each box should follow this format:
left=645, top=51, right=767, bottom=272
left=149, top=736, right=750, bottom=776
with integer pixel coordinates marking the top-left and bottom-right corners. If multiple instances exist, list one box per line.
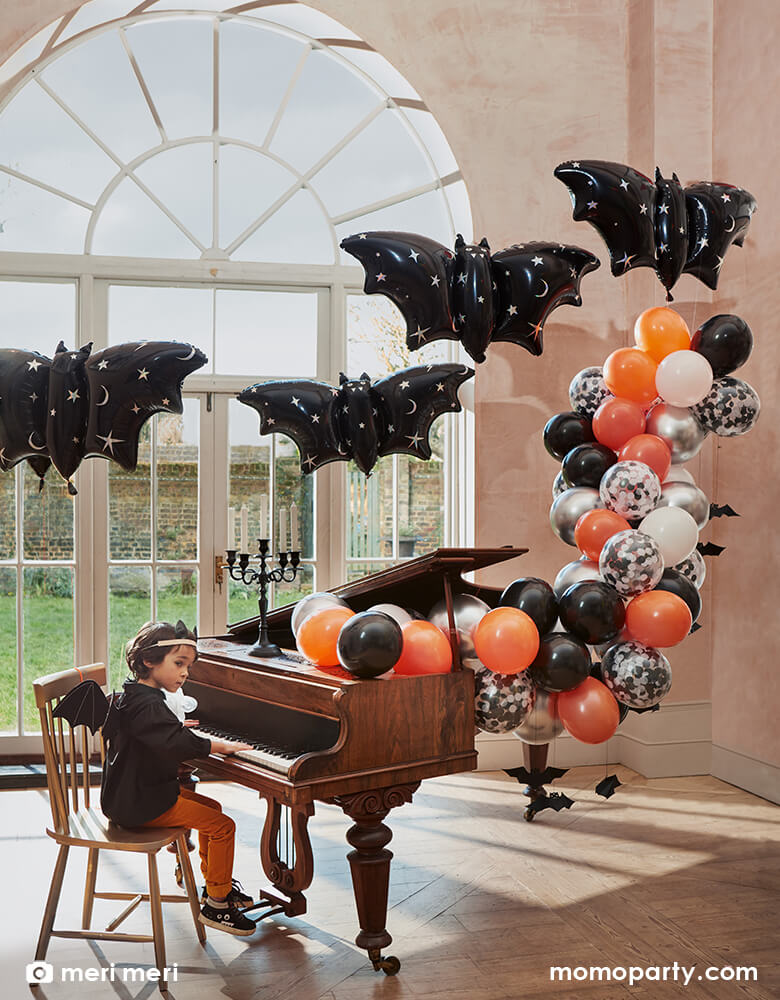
left=238, top=363, right=473, bottom=476
left=554, top=160, right=756, bottom=295
left=690, top=621, right=703, bottom=634
left=709, top=503, right=740, bottom=519
left=0, top=348, right=53, bottom=489
left=595, top=774, right=621, bottom=799
left=505, top=765, right=569, bottom=786
left=52, top=679, right=112, bottom=735
left=628, top=703, right=660, bottom=715
left=527, top=792, right=575, bottom=816
left=698, top=541, right=726, bottom=557
left=341, top=231, right=600, bottom=362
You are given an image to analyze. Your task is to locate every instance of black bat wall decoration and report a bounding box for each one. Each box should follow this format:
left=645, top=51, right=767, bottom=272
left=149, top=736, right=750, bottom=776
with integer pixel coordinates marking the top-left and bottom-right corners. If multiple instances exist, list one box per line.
left=341, top=231, right=600, bottom=363
left=554, top=159, right=756, bottom=296
left=239, top=363, right=473, bottom=476
left=709, top=503, right=740, bottom=519
left=698, top=541, right=726, bottom=557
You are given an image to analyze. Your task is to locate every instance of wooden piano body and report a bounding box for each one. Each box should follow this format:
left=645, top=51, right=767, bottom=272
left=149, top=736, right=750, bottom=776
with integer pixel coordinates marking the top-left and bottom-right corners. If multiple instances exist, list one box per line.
left=185, top=547, right=526, bottom=973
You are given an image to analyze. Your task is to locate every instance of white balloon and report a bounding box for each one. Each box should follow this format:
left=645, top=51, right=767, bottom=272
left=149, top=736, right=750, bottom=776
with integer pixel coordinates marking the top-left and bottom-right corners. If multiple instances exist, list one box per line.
left=663, top=465, right=695, bottom=485
left=291, top=592, right=350, bottom=636
left=656, top=350, right=713, bottom=407
left=368, top=603, right=412, bottom=626
left=639, top=506, right=699, bottom=565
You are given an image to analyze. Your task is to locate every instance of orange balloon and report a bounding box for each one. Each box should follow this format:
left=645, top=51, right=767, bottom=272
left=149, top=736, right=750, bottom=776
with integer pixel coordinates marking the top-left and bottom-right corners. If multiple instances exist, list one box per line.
left=394, top=620, right=453, bottom=675
left=297, top=607, right=354, bottom=666
left=625, top=591, right=692, bottom=648
left=574, top=508, right=631, bottom=562
left=592, top=396, right=646, bottom=450
left=634, top=307, right=691, bottom=363
left=618, top=433, right=672, bottom=481
left=473, top=607, right=539, bottom=675
left=603, top=348, right=658, bottom=405
left=558, top=677, right=620, bottom=744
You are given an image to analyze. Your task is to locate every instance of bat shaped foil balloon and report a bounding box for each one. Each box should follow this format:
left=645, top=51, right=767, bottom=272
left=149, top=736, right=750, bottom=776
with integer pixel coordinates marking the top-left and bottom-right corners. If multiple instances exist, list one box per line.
left=0, top=348, right=53, bottom=489
left=554, top=159, right=756, bottom=295
left=239, top=363, right=473, bottom=476
left=341, top=231, right=600, bottom=362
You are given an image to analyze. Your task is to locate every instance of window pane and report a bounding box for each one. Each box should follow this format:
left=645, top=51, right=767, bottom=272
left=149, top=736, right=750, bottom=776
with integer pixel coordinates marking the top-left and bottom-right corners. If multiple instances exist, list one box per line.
left=218, top=145, right=296, bottom=250
left=347, top=457, right=393, bottom=560
left=23, top=464, right=74, bottom=561
left=135, top=143, right=214, bottom=250
left=228, top=397, right=269, bottom=621
left=0, top=567, right=16, bottom=734
left=337, top=188, right=454, bottom=262
left=157, top=566, right=198, bottom=629
left=402, top=454, right=444, bottom=555
left=274, top=561, right=313, bottom=612
left=231, top=188, right=334, bottom=265
left=91, top=176, right=202, bottom=258
left=346, top=560, right=394, bottom=583
left=275, top=437, right=314, bottom=559
left=109, top=564, right=151, bottom=690
left=347, top=293, right=447, bottom=379
left=157, top=403, right=199, bottom=560
left=215, top=289, right=317, bottom=376
left=23, top=566, right=75, bottom=732
left=108, top=285, right=213, bottom=366
left=0, top=470, right=15, bottom=560
left=109, top=421, right=151, bottom=560
left=0, top=281, right=76, bottom=355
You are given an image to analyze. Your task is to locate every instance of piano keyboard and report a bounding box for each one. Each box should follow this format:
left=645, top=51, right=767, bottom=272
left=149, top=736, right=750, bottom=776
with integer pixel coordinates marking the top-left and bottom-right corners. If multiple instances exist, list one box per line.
left=191, top=725, right=304, bottom=776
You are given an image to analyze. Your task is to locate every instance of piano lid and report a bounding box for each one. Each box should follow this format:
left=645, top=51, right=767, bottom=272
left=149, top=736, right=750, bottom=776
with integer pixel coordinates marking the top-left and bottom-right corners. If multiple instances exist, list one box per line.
left=226, top=546, right=528, bottom=641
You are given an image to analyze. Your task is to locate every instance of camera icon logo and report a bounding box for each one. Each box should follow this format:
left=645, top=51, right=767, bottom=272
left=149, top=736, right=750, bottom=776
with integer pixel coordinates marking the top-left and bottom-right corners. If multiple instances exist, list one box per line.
left=26, top=961, right=54, bottom=984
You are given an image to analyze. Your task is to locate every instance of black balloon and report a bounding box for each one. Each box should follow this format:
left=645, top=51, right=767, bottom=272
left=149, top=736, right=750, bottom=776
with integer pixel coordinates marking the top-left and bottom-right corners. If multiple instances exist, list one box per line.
left=528, top=632, right=591, bottom=692
left=499, top=577, right=558, bottom=635
left=336, top=611, right=403, bottom=678
left=240, top=363, right=472, bottom=476
left=554, top=159, right=756, bottom=294
left=46, top=341, right=91, bottom=489
left=543, top=411, right=594, bottom=460
left=562, top=442, right=617, bottom=488
left=0, top=348, right=52, bottom=474
left=691, top=314, right=753, bottom=377
left=590, top=661, right=629, bottom=722
left=559, top=580, right=626, bottom=645
left=341, top=231, right=600, bottom=362
left=653, top=569, right=702, bottom=624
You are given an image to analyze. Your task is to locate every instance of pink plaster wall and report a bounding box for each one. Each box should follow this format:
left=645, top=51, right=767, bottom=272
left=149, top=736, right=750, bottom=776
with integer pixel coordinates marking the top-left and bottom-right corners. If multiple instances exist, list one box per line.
left=0, top=1, right=777, bottom=765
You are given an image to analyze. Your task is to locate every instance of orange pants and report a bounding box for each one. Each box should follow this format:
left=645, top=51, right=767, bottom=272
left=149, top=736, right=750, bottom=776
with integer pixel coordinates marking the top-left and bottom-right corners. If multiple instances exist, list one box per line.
left=141, top=788, right=236, bottom=899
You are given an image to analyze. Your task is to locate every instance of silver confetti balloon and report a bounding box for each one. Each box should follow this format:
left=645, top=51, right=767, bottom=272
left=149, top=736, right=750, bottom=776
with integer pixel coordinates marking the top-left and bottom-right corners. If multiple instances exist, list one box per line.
left=552, top=469, right=568, bottom=499
left=291, top=592, right=350, bottom=636
left=599, top=461, right=661, bottom=519
left=474, top=667, right=536, bottom=734
left=553, top=558, right=602, bottom=600
left=657, top=482, right=710, bottom=529
left=599, top=529, right=664, bottom=597
left=601, top=640, right=672, bottom=708
left=550, top=487, right=605, bottom=545
left=368, top=603, right=413, bottom=627
left=646, top=402, right=708, bottom=462
left=428, top=593, right=490, bottom=659
left=513, top=688, right=564, bottom=744
left=569, top=366, right=611, bottom=417
left=692, top=376, right=761, bottom=437
left=674, top=548, right=706, bottom=589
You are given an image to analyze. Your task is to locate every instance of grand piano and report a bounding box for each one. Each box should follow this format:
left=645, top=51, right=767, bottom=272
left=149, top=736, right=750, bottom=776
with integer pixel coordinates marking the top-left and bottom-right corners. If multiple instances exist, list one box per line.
left=185, top=547, right=526, bottom=973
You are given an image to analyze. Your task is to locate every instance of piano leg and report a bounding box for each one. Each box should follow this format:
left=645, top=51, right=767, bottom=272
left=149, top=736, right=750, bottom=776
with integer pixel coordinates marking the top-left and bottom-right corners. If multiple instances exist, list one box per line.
left=252, top=797, right=314, bottom=918
left=329, top=782, right=420, bottom=976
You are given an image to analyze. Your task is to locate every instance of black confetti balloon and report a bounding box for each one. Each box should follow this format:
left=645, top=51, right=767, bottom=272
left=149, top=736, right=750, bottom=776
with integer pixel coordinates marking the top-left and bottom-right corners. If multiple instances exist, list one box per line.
left=474, top=667, right=535, bottom=734
left=692, top=376, right=760, bottom=437
left=569, top=366, right=611, bottom=417
left=601, top=640, right=672, bottom=708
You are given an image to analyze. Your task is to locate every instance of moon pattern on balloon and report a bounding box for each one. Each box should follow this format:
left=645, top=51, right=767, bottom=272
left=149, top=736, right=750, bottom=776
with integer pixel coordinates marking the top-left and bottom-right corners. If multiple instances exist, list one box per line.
left=28, top=433, right=46, bottom=451
left=407, top=398, right=418, bottom=414
left=724, top=215, right=735, bottom=233
left=176, top=346, right=196, bottom=361
left=536, top=279, right=549, bottom=298
left=97, top=385, right=110, bottom=406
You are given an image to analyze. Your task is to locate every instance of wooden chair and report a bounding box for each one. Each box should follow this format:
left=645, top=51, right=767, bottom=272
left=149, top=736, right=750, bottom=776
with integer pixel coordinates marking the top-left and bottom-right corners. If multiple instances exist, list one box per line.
left=32, top=664, right=205, bottom=993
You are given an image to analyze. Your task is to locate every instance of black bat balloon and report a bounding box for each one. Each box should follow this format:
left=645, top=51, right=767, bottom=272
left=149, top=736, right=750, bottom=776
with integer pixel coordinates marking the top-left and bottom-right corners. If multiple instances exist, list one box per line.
left=46, top=341, right=92, bottom=492
left=595, top=774, right=621, bottom=799
left=239, top=363, right=473, bottom=476
left=0, top=348, right=53, bottom=487
left=505, top=765, right=569, bottom=786
left=527, top=792, right=575, bottom=816
left=554, top=159, right=756, bottom=295
left=341, top=231, right=600, bottom=362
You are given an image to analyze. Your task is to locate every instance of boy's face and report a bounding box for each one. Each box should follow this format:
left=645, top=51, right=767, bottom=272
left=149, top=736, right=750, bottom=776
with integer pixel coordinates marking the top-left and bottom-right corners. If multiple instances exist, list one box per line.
left=143, top=645, right=197, bottom=693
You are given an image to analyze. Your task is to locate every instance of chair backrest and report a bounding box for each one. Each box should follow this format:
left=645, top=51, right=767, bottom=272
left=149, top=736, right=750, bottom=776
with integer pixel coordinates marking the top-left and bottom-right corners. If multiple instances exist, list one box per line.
left=33, top=664, right=107, bottom=833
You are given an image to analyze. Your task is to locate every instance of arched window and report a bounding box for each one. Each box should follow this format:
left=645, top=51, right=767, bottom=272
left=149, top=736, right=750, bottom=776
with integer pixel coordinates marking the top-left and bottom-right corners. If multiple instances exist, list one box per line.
left=0, top=1, right=474, bottom=745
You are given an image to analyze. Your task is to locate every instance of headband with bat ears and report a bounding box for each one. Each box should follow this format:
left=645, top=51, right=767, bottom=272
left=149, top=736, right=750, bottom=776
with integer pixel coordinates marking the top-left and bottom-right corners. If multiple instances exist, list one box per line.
left=141, top=620, right=198, bottom=651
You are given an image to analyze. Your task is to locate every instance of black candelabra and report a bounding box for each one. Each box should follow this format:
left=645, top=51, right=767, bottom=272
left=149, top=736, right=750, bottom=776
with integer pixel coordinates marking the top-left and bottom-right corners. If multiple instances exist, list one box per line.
left=224, top=539, right=300, bottom=658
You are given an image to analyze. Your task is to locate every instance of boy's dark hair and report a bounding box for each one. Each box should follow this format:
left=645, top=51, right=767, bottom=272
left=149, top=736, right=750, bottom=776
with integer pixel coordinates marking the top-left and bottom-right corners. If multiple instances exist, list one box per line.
left=125, top=621, right=198, bottom=679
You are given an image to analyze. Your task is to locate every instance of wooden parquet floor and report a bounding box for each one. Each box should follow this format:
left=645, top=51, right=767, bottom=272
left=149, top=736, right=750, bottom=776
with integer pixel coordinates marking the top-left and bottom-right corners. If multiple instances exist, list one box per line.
left=2, top=766, right=778, bottom=999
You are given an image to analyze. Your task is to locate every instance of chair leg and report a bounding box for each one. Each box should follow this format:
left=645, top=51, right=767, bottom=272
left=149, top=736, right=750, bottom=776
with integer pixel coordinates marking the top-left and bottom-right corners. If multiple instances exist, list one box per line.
left=82, top=848, right=99, bottom=929
left=176, top=833, right=206, bottom=944
left=147, top=854, right=168, bottom=993
left=35, top=844, right=69, bottom=962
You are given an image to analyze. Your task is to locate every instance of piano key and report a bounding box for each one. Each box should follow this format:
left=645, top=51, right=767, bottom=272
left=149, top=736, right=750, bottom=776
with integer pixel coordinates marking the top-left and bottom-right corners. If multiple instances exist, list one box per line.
left=190, top=728, right=298, bottom=776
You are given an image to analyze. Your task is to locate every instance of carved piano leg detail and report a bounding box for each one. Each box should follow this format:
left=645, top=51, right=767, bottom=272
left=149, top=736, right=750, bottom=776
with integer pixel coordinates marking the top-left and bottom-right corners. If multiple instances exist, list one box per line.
left=330, top=782, right=420, bottom=975
left=249, top=796, right=314, bottom=918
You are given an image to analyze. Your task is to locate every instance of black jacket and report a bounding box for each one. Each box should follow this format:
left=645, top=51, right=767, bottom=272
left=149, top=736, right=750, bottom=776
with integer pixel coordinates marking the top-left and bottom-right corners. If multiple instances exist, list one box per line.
left=100, top=680, right=211, bottom=827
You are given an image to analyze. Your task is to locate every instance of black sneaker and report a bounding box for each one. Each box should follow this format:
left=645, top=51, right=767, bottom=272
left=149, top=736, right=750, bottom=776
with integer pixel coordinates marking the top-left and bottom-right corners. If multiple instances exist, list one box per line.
left=198, top=901, right=256, bottom=937
left=200, top=879, right=254, bottom=907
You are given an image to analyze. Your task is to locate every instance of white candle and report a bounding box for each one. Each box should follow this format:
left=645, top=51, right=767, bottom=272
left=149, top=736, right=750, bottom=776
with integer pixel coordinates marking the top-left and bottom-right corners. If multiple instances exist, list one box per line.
left=259, top=493, right=269, bottom=539
left=278, top=506, right=287, bottom=552
left=290, top=501, right=299, bottom=551
left=240, top=504, right=248, bottom=553
left=227, top=506, right=236, bottom=549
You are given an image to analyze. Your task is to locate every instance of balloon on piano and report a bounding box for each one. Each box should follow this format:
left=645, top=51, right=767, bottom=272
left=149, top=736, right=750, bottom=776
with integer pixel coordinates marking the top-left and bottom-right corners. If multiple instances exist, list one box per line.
left=337, top=611, right=403, bottom=679
left=297, top=606, right=355, bottom=667
left=394, top=620, right=452, bottom=675
left=513, top=689, right=563, bottom=744
left=427, top=593, right=490, bottom=659
left=368, top=603, right=413, bottom=627
left=473, top=667, right=535, bottom=734
left=291, top=592, right=351, bottom=637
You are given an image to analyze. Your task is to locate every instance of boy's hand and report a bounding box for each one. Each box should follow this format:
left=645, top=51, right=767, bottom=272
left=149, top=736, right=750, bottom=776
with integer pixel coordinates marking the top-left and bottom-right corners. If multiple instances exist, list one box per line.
left=210, top=738, right=253, bottom=755
left=183, top=719, right=200, bottom=727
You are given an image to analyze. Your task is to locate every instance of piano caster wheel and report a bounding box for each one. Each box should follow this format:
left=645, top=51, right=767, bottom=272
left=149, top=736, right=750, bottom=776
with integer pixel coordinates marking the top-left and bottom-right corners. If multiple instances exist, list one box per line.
left=523, top=807, right=535, bottom=822
left=369, top=951, right=401, bottom=976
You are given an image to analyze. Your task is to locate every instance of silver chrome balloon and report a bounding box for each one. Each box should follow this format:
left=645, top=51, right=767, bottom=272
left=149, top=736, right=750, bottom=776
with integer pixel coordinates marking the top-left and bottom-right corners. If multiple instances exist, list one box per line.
left=513, top=689, right=564, bottom=744
left=663, top=465, right=695, bottom=485
left=368, top=603, right=413, bottom=627
left=291, top=591, right=350, bottom=636
left=550, top=487, right=605, bottom=545
left=553, top=558, right=601, bottom=599
left=428, top=593, right=490, bottom=658
left=657, top=482, right=710, bottom=529
left=646, top=402, right=708, bottom=463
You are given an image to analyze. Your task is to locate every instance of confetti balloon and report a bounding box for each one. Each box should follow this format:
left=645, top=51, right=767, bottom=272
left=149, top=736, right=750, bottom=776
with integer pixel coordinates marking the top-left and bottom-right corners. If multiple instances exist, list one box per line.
left=552, top=469, right=568, bottom=499
left=601, top=640, right=672, bottom=708
left=692, top=376, right=760, bottom=436
left=513, top=689, right=563, bottom=744
left=599, top=460, right=661, bottom=519
left=674, top=548, right=706, bottom=589
left=474, top=667, right=536, bottom=734
left=569, top=366, right=611, bottom=417
left=599, top=529, right=664, bottom=597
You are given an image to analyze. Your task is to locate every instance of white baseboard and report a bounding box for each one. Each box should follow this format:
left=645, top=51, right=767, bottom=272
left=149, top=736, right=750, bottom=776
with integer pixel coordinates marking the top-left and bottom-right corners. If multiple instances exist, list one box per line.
left=476, top=700, right=712, bottom=778
left=711, top=743, right=780, bottom=805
